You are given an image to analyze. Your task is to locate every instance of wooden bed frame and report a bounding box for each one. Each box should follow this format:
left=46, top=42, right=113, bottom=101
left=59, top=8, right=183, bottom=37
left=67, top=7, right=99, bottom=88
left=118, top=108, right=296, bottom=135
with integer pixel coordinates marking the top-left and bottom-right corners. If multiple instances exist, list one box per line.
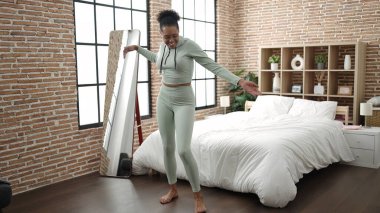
left=244, top=101, right=349, bottom=125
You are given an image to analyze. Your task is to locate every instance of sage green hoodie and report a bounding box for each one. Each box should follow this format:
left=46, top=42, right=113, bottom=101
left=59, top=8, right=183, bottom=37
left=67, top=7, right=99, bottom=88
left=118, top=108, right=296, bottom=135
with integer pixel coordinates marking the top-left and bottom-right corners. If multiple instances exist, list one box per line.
left=137, top=36, right=241, bottom=85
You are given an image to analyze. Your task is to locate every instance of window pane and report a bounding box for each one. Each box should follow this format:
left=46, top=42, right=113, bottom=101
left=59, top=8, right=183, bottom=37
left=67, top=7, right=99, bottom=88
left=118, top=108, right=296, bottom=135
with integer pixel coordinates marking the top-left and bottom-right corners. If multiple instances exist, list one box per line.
left=132, top=11, right=147, bottom=46
left=172, top=0, right=183, bottom=16
left=138, top=56, right=148, bottom=81
left=206, top=79, right=215, bottom=105
left=98, top=46, right=108, bottom=84
left=195, top=80, right=206, bottom=107
left=184, top=19, right=194, bottom=41
left=195, top=21, right=205, bottom=50
left=206, top=51, right=215, bottom=61
left=96, top=5, right=114, bottom=44
left=205, top=23, right=215, bottom=50
left=178, top=19, right=184, bottom=36
left=132, top=0, right=146, bottom=10
left=205, top=0, right=215, bottom=22
left=183, top=0, right=194, bottom=19
left=195, top=62, right=205, bottom=79
left=115, top=8, right=131, bottom=30
left=115, top=0, right=130, bottom=8
left=194, top=0, right=205, bottom=21
left=75, top=3, right=95, bottom=43
left=78, top=86, right=98, bottom=125
left=77, top=45, right=97, bottom=85
left=96, top=0, right=113, bottom=5
left=81, top=0, right=93, bottom=2
left=137, top=83, right=149, bottom=116
left=99, top=85, right=106, bottom=122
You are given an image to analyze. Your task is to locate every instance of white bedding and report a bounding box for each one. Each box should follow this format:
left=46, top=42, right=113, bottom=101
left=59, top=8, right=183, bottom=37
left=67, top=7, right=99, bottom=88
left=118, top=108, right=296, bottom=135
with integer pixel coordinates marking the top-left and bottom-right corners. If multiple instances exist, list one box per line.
left=132, top=112, right=354, bottom=207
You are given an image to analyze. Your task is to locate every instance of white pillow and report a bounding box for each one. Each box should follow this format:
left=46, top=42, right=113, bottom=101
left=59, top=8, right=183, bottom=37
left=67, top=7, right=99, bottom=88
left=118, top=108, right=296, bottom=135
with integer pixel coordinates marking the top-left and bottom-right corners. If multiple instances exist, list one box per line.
left=249, top=95, right=294, bottom=118
left=288, top=99, right=337, bottom=120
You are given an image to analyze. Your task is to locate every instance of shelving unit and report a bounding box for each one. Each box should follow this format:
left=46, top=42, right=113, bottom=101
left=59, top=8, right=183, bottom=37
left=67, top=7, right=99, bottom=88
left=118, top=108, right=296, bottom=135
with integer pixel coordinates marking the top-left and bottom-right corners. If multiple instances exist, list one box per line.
left=259, top=42, right=366, bottom=125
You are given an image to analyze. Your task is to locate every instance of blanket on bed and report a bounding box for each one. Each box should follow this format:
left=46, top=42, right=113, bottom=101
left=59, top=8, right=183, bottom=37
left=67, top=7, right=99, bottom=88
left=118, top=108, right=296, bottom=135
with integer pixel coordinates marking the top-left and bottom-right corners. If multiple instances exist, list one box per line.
left=132, top=112, right=354, bottom=207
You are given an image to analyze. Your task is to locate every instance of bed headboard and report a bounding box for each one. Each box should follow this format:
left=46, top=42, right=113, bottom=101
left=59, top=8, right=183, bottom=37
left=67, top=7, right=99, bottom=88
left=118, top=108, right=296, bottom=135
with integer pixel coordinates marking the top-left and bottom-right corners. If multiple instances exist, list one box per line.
left=244, top=101, right=349, bottom=125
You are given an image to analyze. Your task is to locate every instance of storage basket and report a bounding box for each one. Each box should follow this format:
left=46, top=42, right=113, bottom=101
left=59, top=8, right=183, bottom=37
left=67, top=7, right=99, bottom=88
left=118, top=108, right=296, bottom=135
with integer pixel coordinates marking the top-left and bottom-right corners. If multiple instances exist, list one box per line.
left=366, top=107, right=380, bottom=127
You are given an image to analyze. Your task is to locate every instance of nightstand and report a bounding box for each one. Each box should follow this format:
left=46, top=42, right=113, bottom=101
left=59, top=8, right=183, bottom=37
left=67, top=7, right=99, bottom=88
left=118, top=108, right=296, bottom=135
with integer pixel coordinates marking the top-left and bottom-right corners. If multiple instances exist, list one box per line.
left=343, top=127, right=380, bottom=168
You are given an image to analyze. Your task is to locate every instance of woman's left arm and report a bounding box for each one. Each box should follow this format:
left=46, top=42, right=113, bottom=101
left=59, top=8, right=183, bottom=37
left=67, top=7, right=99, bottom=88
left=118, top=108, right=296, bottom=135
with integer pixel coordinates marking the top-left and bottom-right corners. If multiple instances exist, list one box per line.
left=190, top=41, right=260, bottom=96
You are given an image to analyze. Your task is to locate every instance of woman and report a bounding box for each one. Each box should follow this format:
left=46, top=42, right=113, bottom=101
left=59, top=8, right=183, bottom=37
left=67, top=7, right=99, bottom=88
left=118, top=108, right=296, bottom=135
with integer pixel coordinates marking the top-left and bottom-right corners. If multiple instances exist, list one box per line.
left=124, top=9, right=260, bottom=213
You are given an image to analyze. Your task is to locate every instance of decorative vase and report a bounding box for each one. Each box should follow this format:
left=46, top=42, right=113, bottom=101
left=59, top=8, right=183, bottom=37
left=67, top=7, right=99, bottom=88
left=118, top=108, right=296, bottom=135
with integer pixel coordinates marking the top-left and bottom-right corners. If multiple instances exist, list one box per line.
left=272, top=72, right=280, bottom=93
left=344, top=55, right=351, bottom=70
left=317, top=63, right=325, bottom=70
left=271, top=63, right=279, bottom=71
left=291, top=54, right=304, bottom=71
left=314, top=82, right=324, bottom=95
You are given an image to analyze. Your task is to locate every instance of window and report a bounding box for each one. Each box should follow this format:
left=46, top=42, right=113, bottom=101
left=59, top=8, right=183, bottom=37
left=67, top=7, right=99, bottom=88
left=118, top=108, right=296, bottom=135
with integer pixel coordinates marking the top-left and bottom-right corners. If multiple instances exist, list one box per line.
left=74, top=0, right=150, bottom=129
left=172, top=0, right=216, bottom=109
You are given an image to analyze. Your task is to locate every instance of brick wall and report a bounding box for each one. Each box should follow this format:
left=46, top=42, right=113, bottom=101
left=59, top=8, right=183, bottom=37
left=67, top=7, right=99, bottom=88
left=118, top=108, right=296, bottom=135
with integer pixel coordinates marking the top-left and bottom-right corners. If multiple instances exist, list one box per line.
left=233, top=0, right=380, bottom=99
left=0, top=0, right=102, bottom=194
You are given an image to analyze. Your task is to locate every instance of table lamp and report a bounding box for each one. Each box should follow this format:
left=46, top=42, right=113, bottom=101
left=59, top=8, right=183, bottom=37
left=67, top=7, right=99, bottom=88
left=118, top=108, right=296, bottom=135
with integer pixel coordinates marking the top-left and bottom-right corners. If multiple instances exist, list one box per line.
left=360, top=102, right=373, bottom=128
left=220, top=96, right=230, bottom=114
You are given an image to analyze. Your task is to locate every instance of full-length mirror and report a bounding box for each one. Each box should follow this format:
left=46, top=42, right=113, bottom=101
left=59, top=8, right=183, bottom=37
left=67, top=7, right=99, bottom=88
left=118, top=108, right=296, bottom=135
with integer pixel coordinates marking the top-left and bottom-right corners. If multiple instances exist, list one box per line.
left=100, top=30, right=140, bottom=177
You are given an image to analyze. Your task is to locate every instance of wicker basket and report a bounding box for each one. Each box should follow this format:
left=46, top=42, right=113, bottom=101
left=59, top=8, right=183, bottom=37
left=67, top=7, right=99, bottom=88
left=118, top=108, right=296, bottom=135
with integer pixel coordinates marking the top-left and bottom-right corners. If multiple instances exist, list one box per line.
left=366, top=107, right=380, bottom=127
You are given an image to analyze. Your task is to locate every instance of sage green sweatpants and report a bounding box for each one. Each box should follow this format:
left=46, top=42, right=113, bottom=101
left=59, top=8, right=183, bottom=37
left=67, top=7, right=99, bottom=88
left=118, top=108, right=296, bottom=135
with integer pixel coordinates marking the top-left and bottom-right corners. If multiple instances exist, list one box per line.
left=156, top=85, right=201, bottom=192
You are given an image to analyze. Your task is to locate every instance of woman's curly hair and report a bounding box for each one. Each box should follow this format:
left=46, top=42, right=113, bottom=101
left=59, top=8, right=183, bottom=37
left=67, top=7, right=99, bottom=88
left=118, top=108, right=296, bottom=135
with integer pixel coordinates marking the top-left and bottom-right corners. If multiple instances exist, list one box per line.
left=156, top=9, right=180, bottom=30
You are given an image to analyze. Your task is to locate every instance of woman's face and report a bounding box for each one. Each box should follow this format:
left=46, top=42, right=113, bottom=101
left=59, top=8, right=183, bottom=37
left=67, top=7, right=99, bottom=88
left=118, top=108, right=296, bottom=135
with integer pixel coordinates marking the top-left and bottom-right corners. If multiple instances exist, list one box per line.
left=161, top=25, right=179, bottom=49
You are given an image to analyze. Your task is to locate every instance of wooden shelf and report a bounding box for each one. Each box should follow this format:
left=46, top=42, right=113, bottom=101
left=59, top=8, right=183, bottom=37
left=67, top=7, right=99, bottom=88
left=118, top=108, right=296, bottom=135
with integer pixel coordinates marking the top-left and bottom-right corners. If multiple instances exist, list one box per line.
left=259, top=42, right=366, bottom=125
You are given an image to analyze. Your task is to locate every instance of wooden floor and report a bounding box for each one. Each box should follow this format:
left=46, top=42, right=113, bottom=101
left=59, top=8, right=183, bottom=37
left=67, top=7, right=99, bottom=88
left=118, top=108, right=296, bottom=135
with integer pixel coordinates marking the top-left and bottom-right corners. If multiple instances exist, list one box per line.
left=4, top=163, right=380, bottom=213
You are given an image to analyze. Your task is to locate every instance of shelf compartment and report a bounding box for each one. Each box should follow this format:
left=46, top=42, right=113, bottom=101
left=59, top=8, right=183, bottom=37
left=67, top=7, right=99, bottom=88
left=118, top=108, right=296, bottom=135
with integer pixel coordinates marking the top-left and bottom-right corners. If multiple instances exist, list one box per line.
left=328, top=70, right=355, bottom=96
left=329, top=45, right=356, bottom=70
left=259, top=71, right=276, bottom=93
left=304, top=71, right=328, bottom=95
left=282, top=71, right=302, bottom=94
left=282, top=47, right=304, bottom=70
left=304, top=46, right=329, bottom=70
left=260, top=48, right=281, bottom=70
left=328, top=96, right=355, bottom=124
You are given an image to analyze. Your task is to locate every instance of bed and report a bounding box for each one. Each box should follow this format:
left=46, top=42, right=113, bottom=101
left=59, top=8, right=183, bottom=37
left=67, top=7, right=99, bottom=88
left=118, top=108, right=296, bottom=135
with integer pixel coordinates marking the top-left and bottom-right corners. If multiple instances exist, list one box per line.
left=132, top=95, right=355, bottom=207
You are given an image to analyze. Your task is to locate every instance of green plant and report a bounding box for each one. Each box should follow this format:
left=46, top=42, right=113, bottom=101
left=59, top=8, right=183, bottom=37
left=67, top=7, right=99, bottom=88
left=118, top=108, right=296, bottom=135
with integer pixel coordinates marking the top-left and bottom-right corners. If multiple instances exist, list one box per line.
left=314, top=54, right=327, bottom=64
left=228, top=69, right=258, bottom=112
left=268, top=55, right=280, bottom=64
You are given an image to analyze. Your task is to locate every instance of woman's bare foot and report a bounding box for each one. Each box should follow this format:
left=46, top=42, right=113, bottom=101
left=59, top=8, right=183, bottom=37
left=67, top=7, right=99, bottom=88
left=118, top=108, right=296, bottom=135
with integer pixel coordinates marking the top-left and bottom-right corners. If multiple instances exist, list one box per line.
left=194, top=192, right=207, bottom=213
left=160, top=185, right=178, bottom=204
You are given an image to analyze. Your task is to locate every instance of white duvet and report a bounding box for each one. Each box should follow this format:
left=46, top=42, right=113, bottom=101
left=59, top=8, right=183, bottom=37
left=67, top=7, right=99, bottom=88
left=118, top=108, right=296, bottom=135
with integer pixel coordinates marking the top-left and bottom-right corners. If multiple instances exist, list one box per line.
left=132, top=112, right=354, bottom=207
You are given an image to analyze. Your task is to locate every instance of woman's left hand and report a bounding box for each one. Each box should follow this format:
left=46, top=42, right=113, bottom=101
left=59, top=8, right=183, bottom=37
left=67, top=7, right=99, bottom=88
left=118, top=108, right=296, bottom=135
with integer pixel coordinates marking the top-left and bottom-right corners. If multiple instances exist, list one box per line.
left=238, top=79, right=261, bottom=96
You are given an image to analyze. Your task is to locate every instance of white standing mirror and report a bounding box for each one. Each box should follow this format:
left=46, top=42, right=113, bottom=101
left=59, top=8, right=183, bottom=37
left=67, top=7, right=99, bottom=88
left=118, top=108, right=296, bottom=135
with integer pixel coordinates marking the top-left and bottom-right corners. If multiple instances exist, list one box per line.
left=100, top=29, right=140, bottom=177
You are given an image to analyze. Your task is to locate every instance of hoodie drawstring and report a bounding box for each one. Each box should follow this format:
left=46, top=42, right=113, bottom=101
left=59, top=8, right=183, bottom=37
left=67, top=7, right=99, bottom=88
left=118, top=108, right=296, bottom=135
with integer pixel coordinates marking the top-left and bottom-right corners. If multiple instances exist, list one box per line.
left=164, top=49, right=171, bottom=64
left=159, top=46, right=166, bottom=74
left=174, top=47, right=177, bottom=69
left=160, top=45, right=177, bottom=74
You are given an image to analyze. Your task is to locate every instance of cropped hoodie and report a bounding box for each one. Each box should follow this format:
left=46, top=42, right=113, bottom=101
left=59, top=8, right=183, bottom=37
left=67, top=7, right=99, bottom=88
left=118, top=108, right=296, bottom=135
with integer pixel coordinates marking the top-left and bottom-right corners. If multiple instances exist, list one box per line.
left=137, top=36, right=241, bottom=85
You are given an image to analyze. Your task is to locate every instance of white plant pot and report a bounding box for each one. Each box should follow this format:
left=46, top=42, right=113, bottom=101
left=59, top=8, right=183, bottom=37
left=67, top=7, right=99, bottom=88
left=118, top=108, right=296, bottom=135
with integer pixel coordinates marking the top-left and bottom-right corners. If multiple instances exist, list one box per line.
left=271, top=63, right=279, bottom=71
left=314, top=82, right=324, bottom=95
left=272, top=72, right=280, bottom=93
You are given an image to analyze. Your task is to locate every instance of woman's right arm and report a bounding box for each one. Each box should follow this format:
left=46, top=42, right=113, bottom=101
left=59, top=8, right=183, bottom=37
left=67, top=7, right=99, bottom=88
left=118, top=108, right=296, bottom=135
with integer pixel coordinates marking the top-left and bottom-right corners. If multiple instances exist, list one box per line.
left=123, top=45, right=157, bottom=63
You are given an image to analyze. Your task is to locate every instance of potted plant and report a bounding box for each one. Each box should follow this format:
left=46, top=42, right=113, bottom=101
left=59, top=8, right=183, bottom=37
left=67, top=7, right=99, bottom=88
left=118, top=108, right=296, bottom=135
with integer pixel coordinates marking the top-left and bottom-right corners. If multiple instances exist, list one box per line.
left=315, top=54, right=327, bottom=70
left=228, top=69, right=258, bottom=111
left=268, top=55, right=280, bottom=70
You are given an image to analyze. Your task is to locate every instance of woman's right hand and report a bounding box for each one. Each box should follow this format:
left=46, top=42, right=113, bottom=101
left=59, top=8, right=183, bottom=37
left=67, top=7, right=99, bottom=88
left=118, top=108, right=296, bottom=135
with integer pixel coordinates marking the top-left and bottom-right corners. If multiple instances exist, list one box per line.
left=123, top=45, right=138, bottom=58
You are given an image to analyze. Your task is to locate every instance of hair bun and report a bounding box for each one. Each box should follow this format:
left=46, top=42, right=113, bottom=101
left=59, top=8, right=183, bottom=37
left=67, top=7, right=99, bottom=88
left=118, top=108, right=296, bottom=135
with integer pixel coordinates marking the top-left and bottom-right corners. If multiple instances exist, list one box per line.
left=157, top=9, right=180, bottom=23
